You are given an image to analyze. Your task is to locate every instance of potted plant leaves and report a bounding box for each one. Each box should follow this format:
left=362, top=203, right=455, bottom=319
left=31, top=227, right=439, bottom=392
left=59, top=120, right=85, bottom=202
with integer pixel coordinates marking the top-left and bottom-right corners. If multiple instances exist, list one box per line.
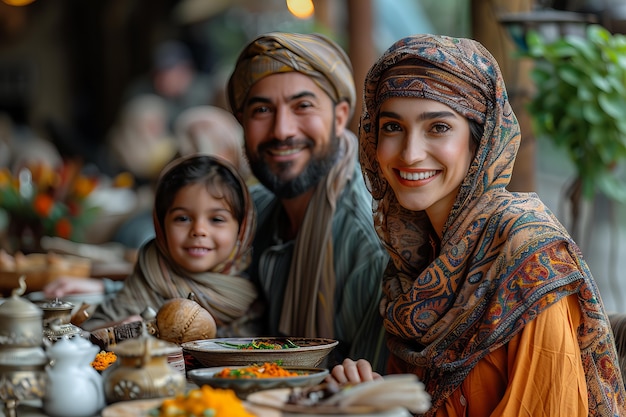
left=525, top=24, right=626, bottom=239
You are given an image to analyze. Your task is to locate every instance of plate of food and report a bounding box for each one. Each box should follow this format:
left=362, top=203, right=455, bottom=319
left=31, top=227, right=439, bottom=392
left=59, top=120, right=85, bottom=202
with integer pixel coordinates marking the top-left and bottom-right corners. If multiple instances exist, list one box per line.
left=181, top=337, right=338, bottom=368
left=246, top=374, right=431, bottom=416
left=101, top=385, right=279, bottom=417
left=187, top=363, right=329, bottom=399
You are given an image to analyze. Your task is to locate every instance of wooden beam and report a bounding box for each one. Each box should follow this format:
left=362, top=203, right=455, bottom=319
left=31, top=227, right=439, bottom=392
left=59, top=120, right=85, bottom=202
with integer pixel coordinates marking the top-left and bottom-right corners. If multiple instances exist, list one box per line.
left=346, top=0, right=375, bottom=134
left=472, top=0, right=537, bottom=192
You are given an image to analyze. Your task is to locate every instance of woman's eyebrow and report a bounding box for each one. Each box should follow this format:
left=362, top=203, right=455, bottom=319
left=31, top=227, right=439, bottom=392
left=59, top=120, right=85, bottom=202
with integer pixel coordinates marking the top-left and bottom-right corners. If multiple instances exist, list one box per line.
left=379, top=110, right=457, bottom=120
left=419, top=111, right=456, bottom=120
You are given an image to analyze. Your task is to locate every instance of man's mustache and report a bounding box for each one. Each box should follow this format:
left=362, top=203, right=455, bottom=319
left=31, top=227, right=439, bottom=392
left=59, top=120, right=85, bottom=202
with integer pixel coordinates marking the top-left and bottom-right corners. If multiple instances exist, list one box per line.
left=258, top=138, right=314, bottom=152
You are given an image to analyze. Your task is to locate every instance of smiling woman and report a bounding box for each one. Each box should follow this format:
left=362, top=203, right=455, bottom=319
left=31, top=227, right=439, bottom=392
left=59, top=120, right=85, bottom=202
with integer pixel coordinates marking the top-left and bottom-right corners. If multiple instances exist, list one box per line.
left=328, top=33, right=626, bottom=417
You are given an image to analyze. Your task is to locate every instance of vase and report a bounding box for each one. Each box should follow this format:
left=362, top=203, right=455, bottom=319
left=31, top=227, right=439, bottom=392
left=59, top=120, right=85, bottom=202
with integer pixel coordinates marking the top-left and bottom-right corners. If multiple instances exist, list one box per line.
left=5, top=214, right=44, bottom=254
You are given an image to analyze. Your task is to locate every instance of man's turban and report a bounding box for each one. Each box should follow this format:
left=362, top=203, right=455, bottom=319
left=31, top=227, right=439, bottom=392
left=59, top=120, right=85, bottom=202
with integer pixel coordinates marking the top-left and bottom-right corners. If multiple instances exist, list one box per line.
left=227, top=32, right=356, bottom=117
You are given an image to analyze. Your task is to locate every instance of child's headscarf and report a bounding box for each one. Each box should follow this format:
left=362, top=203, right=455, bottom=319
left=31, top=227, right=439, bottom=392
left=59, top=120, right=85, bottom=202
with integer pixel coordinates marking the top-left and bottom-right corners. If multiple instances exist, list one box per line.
left=89, top=155, right=258, bottom=328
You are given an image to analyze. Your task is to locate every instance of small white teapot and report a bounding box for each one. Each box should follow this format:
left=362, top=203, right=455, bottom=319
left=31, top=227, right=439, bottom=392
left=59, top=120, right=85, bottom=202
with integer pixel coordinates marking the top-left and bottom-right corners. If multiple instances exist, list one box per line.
left=42, top=336, right=106, bottom=417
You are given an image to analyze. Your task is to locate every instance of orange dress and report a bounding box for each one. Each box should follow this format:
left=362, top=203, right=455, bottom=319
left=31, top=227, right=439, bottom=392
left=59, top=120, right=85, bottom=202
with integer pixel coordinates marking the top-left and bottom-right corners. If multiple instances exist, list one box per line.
left=389, top=295, right=588, bottom=417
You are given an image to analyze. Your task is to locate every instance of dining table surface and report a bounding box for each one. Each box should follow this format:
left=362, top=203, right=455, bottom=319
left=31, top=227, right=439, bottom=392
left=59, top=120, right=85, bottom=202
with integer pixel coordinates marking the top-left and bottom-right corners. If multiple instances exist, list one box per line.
left=0, top=399, right=411, bottom=417
left=0, top=246, right=413, bottom=417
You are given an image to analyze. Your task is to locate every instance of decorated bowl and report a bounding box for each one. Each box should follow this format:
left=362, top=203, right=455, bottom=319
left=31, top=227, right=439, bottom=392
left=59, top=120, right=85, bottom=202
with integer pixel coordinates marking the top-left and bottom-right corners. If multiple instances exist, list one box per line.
left=181, top=337, right=338, bottom=368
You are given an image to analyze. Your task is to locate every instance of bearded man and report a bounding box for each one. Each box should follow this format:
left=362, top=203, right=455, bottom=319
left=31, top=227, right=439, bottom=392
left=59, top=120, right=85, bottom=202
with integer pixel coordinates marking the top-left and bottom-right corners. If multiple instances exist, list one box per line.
left=228, top=32, right=389, bottom=372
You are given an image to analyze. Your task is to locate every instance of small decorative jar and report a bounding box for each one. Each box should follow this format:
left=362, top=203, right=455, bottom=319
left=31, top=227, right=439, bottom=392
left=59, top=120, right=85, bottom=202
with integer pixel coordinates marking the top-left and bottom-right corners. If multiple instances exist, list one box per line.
left=103, top=326, right=186, bottom=404
left=36, top=299, right=83, bottom=342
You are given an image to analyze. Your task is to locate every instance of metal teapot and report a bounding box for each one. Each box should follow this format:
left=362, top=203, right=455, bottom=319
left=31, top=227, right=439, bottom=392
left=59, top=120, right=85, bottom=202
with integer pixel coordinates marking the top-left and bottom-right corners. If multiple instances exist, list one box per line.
left=103, top=324, right=185, bottom=404
left=0, top=277, right=47, bottom=417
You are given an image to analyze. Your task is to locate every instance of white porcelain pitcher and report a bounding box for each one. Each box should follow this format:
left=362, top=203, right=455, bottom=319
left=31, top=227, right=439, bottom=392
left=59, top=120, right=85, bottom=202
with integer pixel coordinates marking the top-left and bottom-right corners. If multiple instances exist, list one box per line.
left=42, top=336, right=105, bottom=417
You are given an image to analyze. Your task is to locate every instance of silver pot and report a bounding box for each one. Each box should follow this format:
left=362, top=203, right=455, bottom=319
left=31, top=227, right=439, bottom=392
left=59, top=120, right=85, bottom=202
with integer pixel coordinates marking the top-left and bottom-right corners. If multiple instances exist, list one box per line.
left=0, top=281, right=44, bottom=349
left=36, top=299, right=74, bottom=326
left=36, top=299, right=83, bottom=342
left=0, top=277, right=48, bottom=417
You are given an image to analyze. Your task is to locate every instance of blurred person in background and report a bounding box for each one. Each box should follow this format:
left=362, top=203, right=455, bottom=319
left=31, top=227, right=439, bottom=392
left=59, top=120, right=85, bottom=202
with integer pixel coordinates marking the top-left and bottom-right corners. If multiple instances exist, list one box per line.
left=124, top=40, right=216, bottom=130
left=104, top=94, right=177, bottom=186
left=174, top=105, right=253, bottom=183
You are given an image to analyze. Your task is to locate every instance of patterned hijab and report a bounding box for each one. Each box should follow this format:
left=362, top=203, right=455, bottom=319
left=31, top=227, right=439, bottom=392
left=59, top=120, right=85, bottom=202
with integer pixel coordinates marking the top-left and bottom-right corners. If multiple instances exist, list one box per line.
left=227, top=32, right=357, bottom=338
left=96, top=155, right=258, bottom=327
left=360, top=34, right=625, bottom=416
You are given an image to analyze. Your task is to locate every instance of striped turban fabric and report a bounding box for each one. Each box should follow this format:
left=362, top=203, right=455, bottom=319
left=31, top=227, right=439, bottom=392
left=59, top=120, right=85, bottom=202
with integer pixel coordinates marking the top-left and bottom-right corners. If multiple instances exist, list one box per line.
left=227, top=32, right=356, bottom=117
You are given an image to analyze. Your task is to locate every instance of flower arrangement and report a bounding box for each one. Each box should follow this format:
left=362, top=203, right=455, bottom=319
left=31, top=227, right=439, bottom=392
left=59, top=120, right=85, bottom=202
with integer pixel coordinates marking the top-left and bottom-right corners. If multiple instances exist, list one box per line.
left=0, top=160, right=101, bottom=251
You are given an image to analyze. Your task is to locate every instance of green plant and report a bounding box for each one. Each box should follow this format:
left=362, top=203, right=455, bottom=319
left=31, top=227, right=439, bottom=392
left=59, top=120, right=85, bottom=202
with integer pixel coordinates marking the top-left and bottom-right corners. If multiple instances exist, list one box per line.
left=525, top=24, right=626, bottom=203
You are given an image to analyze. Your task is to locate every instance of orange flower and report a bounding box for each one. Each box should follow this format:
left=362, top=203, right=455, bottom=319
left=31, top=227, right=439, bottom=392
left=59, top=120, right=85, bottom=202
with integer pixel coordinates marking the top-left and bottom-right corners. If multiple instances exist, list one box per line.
left=91, top=351, right=117, bottom=371
left=113, top=172, right=134, bottom=188
left=54, top=218, right=72, bottom=239
left=2, top=160, right=100, bottom=243
left=67, top=201, right=81, bottom=216
left=33, top=194, right=55, bottom=217
left=0, top=168, right=11, bottom=186
left=72, top=176, right=98, bottom=199
left=29, top=163, right=57, bottom=190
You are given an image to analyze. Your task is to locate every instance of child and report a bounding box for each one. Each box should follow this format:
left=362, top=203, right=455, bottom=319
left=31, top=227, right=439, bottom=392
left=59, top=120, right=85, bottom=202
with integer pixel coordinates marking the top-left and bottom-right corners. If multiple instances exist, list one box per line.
left=81, top=154, right=260, bottom=339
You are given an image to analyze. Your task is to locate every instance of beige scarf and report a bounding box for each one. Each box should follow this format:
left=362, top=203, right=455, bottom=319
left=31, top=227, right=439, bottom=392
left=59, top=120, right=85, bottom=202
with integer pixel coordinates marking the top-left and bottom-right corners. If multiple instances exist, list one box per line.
left=278, top=131, right=357, bottom=338
left=125, top=242, right=258, bottom=324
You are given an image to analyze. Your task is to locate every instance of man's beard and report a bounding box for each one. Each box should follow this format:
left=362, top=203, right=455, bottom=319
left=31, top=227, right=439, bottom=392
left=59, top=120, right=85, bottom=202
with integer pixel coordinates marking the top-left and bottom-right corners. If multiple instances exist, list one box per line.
left=247, top=130, right=340, bottom=199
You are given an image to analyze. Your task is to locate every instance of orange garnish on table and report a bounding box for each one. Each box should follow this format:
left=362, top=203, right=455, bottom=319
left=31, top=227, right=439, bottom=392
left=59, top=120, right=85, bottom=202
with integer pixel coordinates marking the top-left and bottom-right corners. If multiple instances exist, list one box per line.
left=154, top=386, right=254, bottom=417
left=215, top=362, right=300, bottom=379
left=91, top=350, right=117, bottom=371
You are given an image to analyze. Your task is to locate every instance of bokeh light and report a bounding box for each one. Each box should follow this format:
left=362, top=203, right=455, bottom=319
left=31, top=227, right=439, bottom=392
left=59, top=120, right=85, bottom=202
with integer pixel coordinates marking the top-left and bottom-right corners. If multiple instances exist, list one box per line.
left=286, top=0, right=314, bottom=20
left=2, top=0, right=36, bottom=6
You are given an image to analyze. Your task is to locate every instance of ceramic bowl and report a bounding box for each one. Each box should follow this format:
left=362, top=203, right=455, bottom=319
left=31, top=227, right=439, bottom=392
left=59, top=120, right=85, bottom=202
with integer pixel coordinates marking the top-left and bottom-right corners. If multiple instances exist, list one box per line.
left=187, top=365, right=329, bottom=398
left=181, top=337, right=338, bottom=368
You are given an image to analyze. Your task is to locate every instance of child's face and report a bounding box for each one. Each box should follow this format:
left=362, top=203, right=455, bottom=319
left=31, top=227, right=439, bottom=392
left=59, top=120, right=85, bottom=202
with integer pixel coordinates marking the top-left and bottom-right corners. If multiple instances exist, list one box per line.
left=164, top=182, right=239, bottom=273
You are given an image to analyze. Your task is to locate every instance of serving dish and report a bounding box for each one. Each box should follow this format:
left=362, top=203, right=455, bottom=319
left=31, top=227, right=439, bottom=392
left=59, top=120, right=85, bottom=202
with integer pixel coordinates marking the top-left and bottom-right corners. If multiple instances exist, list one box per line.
left=247, top=374, right=430, bottom=416
left=247, top=388, right=411, bottom=416
left=187, top=365, right=329, bottom=398
left=100, top=397, right=280, bottom=417
left=181, top=337, right=338, bottom=368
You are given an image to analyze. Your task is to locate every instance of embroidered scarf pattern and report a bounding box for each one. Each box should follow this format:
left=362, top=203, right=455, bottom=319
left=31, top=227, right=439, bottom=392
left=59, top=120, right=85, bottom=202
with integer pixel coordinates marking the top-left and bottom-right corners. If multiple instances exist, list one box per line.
left=359, top=34, right=625, bottom=416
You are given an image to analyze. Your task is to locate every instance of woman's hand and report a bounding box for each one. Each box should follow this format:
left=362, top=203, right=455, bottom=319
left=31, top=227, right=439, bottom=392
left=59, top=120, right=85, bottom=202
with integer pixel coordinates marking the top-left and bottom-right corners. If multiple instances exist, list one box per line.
left=326, top=358, right=383, bottom=385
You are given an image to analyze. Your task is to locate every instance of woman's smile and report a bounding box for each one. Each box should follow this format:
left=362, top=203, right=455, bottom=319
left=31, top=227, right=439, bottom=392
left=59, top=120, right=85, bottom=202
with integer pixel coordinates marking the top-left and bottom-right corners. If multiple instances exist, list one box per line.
left=396, top=168, right=439, bottom=183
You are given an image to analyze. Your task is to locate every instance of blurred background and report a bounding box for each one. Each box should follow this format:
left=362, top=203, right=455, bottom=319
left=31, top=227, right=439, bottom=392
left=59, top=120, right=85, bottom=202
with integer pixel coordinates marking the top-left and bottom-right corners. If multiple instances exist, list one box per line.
left=0, top=0, right=470, bottom=164
left=2, top=0, right=626, bottom=311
